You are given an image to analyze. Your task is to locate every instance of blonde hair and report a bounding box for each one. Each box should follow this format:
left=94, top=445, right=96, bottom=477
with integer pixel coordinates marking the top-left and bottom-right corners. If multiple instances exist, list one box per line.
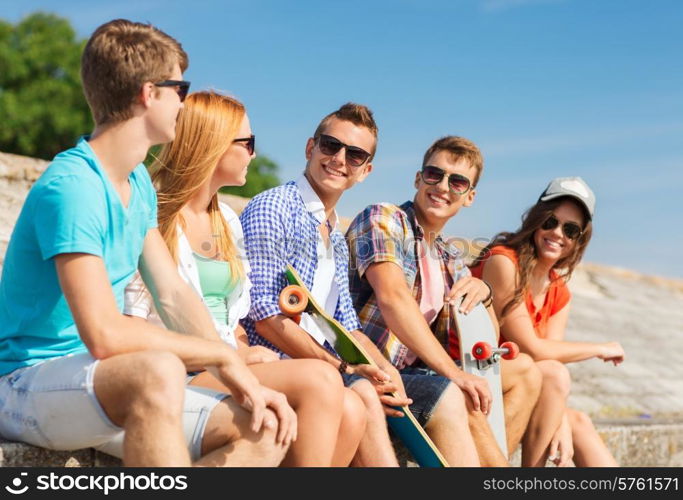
left=81, top=19, right=188, bottom=125
left=151, top=91, right=245, bottom=281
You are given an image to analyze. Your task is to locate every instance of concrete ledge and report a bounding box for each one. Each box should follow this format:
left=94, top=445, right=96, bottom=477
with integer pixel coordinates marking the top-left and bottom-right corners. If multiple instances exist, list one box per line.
left=2, top=420, right=682, bottom=467
left=396, top=420, right=683, bottom=467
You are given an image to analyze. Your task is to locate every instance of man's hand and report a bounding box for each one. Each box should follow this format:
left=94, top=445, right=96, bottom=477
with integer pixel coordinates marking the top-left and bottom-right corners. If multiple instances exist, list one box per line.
left=259, top=386, right=298, bottom=447
left=238, top=345, right=280, bottom=365
left=451, top=371, right=492, bottom=415
left=210, top=356, right=296, bottom=445
left=598, top=342, right=625, bottom=366
left=348, top=363, right=412, bottom=417
left=445, top=276, right=490, bottom=315
left=548, top=413, right=574, bottom=467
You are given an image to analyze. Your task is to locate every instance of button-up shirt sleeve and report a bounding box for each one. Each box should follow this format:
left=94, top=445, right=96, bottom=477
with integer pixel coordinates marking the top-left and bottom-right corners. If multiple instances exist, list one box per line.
left=240, top=191, right=290, bottom=323
left=346, top=203, right=408, bottom=279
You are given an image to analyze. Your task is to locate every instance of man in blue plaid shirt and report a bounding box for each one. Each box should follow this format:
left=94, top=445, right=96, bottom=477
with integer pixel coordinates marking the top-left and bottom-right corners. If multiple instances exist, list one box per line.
left=241, top=104, right=480, bottom=466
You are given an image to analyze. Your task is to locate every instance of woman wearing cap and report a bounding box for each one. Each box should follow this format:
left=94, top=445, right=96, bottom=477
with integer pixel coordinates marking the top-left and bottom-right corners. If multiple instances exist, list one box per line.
left=470, top=177, right=625, bottom=467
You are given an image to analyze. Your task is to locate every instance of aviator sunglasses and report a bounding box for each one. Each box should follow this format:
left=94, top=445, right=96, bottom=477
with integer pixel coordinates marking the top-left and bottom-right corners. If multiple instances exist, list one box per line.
left=541, top=215, right=583, bottom=240
left=233, top=134, right=256, bottom=156
left=316, top=134, right=371, bottom=167
left=154, top=80, right=191, bottom=102
left=420, top=166, right=472, bottom=194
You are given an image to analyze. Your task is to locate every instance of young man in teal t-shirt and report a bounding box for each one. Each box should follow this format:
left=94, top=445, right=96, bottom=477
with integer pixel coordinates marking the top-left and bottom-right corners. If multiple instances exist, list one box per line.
left=0, top=19, right=293, bottom=466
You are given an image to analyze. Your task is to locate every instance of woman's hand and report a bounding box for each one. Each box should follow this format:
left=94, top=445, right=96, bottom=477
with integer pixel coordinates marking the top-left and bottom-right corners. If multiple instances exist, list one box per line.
left=548, top=412, right=574, bottom=467
left=597, top=342, right=625, bottom=366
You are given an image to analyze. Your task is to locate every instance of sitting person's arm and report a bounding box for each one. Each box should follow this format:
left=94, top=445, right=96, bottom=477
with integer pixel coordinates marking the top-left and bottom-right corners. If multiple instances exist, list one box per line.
left=243, top=194, right=407, bottom=414
left=57, top=235, right=291, bottom=435
left=365, top=261, right=492, bottom=413
left=483, top=254, right=624, bottom=364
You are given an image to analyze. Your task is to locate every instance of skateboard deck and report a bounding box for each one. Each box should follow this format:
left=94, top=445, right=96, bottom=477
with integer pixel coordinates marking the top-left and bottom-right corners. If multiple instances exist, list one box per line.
left=279, top=264, right=449, bottom=467
left=453, top=300, right=517, bottom=458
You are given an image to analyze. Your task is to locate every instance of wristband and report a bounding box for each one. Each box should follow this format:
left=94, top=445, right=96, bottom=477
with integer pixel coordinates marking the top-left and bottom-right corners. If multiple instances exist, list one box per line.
left=338, top=360, right=348, bottom=375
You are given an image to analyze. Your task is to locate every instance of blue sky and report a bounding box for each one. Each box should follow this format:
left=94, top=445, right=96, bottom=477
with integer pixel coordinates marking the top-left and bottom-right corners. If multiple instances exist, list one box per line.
left=4, top=0, right=682, bottom=278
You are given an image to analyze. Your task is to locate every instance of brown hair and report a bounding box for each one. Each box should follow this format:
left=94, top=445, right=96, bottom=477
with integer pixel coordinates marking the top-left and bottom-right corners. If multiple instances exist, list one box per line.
left=81, top=19, right=188, bottom=125
left=313, top=102, right=378, bottom=158
left=151, top=91, right=245, bottom=281
left=472, top=197, right=593, bottom=318
left=422, top=136, right=484, bottom=187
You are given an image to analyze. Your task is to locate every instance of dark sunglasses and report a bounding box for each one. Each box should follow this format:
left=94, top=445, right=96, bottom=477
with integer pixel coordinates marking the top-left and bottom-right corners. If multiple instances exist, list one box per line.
left=316, top=134, right=371, bottom=167
left=541, top=215, right=583, bottom=240
left=154, top=80, right=191, bottom=102
left=233, top=134, right=256, bottom=156
left=420, top=166, right=472, bottom=194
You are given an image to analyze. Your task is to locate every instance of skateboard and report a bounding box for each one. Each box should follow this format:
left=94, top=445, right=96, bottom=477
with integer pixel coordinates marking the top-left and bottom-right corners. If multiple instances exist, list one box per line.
left=279, top=264, right=449, bottom=467
left=453, top=300, right=518, bottom=458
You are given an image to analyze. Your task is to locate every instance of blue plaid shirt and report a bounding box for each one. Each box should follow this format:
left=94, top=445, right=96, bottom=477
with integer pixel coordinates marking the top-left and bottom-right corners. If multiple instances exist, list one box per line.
left=240, top=178, right=362, bottom=355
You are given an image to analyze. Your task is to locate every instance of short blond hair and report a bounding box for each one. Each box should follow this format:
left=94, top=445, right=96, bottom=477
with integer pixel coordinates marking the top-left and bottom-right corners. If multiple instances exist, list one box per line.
left=422, top=136, right=484, bottom=187
left=313, top=103, right=378, bottom=158
left=81, top=19, right=188, bottom=125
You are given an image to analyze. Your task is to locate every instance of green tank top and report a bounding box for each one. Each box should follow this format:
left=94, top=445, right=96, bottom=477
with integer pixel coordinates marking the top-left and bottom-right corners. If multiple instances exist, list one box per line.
left=193, top=252, right=239, bottom=324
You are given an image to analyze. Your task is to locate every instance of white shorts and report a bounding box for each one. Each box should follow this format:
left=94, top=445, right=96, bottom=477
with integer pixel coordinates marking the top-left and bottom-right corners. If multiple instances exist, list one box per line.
left=0, top=352, right=227, bottom=461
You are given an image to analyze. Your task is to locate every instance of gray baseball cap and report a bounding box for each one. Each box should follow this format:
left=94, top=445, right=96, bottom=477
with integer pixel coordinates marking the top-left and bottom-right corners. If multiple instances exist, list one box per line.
left=538, top=176, right=595, bottom=220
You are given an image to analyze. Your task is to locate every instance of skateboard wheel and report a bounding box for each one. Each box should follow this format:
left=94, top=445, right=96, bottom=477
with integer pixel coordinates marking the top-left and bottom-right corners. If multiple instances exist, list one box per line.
left=500, top=341, right=519, bottom=360
left=279, top=285, right=308, bottom=315
left=291, top=314, right=302, bottom=325
left=472, top=341, right=492, bottom=360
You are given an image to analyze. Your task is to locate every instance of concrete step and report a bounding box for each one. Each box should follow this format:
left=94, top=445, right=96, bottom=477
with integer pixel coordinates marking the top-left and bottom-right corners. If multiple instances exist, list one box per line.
left=3, top=419, right=682, bottom=467
left=397, top=419, right=683, bottom=467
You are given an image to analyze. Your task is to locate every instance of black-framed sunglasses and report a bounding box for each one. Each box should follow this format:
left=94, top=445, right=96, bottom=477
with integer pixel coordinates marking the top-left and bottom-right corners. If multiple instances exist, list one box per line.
left=316, top=134, right=371, bottom=167
left=541, top=215, right=583, bottom=240
left=154, top=80, right=191, bottom=102
left=233, top=134, right=256, bottom=156
left=420, top=166, right=472, bottom=194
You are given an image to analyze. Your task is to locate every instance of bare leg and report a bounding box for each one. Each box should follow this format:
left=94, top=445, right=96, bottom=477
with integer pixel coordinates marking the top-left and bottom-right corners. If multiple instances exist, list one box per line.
left=191, top=359, right=346, bottom=466
left=500, top=353, right=543, bottom=456
left=467, top=399, right=509, bottom=466
left=94, top=351, right=191, bottom=466
left=196, top=401, right=287, bottom=467
left=567, top=408, right=618, bottom=467
left=522, top=360, right=570, bottom=467
left=331, top=389, right=366, bottom=466
left=425, top=384, right=480, bottom=466
left=348, top=379, right=399, bottom=467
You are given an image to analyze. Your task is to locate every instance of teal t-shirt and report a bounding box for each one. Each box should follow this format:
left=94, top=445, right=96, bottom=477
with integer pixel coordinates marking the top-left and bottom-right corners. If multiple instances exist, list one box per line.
left=0, top=137, right=157, bottom=376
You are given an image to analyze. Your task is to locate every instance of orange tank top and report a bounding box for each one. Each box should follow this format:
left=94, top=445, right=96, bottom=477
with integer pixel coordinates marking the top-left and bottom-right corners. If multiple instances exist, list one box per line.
left=470, top=245, right=571, bottom=339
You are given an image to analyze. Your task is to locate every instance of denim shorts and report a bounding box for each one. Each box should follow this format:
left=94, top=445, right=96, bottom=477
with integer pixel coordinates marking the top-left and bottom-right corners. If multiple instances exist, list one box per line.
left=341, top=366, right=451, bottom=427
left=0, top=352, right=227, bottom=461
left=399, top=367, right=451, bottom=426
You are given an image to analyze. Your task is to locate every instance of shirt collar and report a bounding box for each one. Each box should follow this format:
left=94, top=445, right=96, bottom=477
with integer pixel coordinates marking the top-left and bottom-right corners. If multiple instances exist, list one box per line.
left=399, top=200, right=463, bottom=258
left=296, top=174, right=339, bottom=230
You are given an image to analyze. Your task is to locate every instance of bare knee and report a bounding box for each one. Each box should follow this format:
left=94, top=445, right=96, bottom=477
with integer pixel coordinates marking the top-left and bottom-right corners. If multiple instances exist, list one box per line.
left=124, top=351, right=186, bottom=415
left=568, top=408, right=594, bottom=433
left=204, top=403, right=287, bottom=466
left=503, top=353, right=542, bottom=396
left=428, top=384, right=468, bottom=428
left=341, top=389, right=367, bottom=436
left=351, top=380, right=384, bottom=423
left=538, top=360, right=571, bottom=398
left=298, top=360, right=344, bottom=399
